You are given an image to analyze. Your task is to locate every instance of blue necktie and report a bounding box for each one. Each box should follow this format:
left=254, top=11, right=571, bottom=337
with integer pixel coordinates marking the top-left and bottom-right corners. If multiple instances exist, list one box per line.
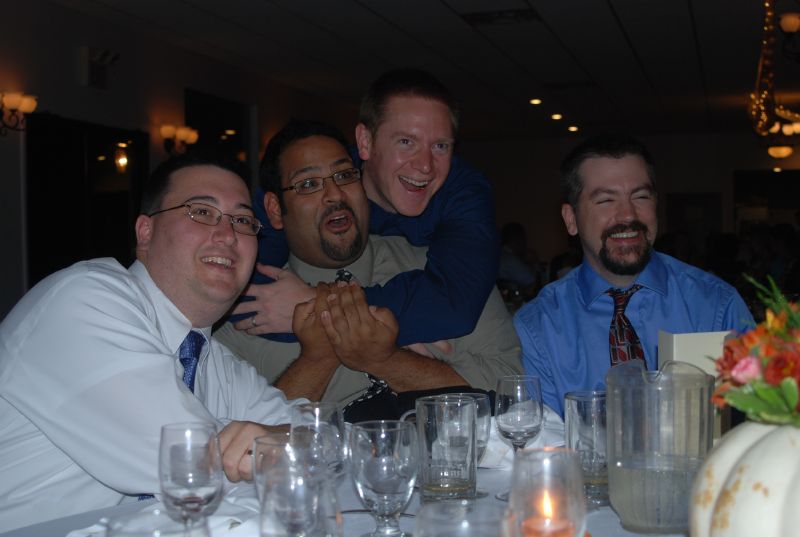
left=179, top=330, right=205, bottom=392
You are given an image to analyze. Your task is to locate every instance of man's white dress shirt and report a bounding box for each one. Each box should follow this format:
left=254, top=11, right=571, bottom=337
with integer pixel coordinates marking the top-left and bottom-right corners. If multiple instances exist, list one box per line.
left=0, top=259, right=301, bottom=531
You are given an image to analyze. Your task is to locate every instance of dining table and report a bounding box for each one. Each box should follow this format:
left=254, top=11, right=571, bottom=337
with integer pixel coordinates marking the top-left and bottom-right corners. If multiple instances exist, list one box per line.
left=0, top=466, right=687, bottom=537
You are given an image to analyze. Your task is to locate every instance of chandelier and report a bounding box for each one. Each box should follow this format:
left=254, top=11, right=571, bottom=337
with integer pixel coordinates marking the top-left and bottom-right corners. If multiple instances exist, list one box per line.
left=749, top=0, right=800, bottom=158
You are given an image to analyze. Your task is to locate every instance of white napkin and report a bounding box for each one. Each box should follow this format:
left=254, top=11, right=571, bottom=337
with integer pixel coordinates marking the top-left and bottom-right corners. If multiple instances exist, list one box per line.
left=479, top=405, right=565, bottom=470
left=65, top=496, right=257, bottom=537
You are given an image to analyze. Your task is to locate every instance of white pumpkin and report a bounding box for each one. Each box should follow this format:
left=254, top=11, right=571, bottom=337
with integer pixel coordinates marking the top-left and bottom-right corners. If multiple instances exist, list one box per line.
left=690, top=421, right=800, bottom=536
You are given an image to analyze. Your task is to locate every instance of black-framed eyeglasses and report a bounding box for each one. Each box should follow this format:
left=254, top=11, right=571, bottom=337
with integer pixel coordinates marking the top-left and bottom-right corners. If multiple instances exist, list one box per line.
left=148, top=202, right=263, bottom=236
left=281, top=168, right=361, bottom=195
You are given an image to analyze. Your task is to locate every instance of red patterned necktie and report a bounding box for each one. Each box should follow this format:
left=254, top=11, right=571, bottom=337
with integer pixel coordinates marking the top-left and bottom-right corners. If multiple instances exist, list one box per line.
left=607, top=285, right=645, bottom=366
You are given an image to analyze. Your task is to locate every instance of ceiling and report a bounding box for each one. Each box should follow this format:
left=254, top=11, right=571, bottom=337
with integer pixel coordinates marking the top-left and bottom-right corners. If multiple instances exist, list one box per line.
left=53, top=0, right=800, bottom=143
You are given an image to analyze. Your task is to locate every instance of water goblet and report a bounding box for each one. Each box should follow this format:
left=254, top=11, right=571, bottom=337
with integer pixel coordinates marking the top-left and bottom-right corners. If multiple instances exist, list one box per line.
left=350, top=420, right=418, bottom=537
left=159, top=423, right=223, bottom=533
left=507, top=448, right=586, bottom=537
left=494, top=375, right=544, bottom=501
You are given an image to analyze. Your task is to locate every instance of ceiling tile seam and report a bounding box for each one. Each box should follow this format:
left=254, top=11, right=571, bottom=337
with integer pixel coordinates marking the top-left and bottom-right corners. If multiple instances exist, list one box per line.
left=265, top=0, right=395, bottom=70
left=177, top=0, right=343, bottom=76
left=349, top=0, right=518, bottom=102
left=519, top=0, right=623, bottom=126
left=687, top=0, right=715, bottom=129
left=606, top=0, right=665, bottom=118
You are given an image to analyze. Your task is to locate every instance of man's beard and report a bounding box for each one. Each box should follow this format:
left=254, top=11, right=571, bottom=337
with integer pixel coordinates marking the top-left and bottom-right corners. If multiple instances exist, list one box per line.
left=319, top=202, right=364, bottom=263
left=598, top=221, right=653, bottom=276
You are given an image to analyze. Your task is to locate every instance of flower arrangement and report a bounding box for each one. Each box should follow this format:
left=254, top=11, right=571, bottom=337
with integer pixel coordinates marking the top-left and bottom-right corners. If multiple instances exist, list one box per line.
left=713, top=277, right=800, bottom=426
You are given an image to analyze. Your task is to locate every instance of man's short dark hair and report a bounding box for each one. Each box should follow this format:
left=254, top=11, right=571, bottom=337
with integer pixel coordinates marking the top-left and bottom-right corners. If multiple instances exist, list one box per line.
left=359, top=68, right=460, bottom=136
left=259, top=118, right=350, bottom=212
left=560, top=133, right=656, bottom=207
left=141, top=153, right=250, bottom=215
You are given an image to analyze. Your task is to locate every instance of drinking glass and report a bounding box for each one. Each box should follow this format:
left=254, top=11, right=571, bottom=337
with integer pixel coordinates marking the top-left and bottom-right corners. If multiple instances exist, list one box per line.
left=452, top=392, right=492, bottom=498
left=105, top=507, right=210, bottom=537
left=159, top=423, right=223, bottom=533
left=507, top=448, right=586, bottom=537
left=451, top=392, right=492, bottom=464
left=259, top=455, right=342, bottom=537
left=564, top=390, right=608, bottom=509
left=252, top=430, right=292, bottom=502
left=291, top=402, right=349, bottom=484
left=350, top=420, right=418, bottom=537
left=414, top=500, right=507, bottom=537
left=494, top=375, right=544, bottom=501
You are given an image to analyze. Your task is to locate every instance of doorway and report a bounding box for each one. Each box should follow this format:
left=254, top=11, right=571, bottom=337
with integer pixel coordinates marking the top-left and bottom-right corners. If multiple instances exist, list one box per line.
left=25, top=113, right=149, bottom=287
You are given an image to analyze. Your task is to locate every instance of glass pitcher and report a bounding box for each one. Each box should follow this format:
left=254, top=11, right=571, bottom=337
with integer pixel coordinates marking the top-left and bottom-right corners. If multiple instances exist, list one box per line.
left=606, top=359, right=714, bottom=534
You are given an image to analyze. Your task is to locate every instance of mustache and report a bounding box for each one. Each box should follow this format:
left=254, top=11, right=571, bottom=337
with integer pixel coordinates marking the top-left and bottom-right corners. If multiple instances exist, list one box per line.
left=321, top=201, right=356, bottom=221
left=601, top=221, right=649, bottom=241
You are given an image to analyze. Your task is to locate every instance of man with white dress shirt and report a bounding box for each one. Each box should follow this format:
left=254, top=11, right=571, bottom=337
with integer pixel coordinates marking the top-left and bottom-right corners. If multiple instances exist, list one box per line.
left=0, top=154, right=305, bottom=531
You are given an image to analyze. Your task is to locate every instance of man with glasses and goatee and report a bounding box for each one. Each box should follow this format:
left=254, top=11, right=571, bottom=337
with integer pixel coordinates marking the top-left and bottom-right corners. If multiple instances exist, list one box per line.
left=0, top=154, right=305, bottom=532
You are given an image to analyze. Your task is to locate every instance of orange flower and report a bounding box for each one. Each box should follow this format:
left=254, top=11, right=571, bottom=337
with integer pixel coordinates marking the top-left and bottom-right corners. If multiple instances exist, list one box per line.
left=712, top=382, right=733, bottom=409
left=765, top=308, right=788, bottom=333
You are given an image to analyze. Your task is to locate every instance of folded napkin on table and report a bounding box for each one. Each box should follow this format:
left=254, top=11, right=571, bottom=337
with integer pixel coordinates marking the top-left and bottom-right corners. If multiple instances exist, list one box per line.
left=66, top=485, right=261, bottom=537
left=479, top=404, right=565, bottom=470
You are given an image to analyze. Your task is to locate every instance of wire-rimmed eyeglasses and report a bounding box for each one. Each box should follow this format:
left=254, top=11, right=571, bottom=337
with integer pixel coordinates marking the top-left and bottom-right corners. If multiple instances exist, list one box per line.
left=281, top=168, right=361, bottom=195
left=148, top=202, right=263, bottom=236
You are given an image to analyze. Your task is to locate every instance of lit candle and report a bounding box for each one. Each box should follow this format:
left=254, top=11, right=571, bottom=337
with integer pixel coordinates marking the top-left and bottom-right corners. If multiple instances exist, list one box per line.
left=520, top=490, right=576, bottom=537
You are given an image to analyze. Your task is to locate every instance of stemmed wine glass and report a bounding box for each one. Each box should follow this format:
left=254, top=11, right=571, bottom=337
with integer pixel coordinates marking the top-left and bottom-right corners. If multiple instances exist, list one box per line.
left=350, top=420, right=418, bottom=537
left=159, top=423, right=223, bottom=535
left=494, top=375, right=544, bottom=501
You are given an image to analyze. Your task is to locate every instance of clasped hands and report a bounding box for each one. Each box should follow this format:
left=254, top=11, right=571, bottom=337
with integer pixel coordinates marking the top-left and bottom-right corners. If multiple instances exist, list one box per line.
left=294, top=281, right=400, bottom=374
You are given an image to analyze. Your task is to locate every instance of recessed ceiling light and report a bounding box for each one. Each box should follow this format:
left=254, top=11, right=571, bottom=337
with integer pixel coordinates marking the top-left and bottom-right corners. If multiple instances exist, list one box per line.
left=225, top=129, right=236, bottom=135
left=117, top=142, right=127, bottom=148
left=551, top=113, right=563, bottom=120
left=529, top=98, right=542, bottom=105
left=774, top=167, right=783, bottom=172
left=568, top=125, right=579, bottom=132
left=97, top=155, right=106, bottom=161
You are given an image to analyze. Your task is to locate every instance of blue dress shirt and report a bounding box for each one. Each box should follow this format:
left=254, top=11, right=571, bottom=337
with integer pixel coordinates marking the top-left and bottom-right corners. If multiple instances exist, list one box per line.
left=513, top=252, right=754, bottom=416
left=238, top=151, right=499, bottom=346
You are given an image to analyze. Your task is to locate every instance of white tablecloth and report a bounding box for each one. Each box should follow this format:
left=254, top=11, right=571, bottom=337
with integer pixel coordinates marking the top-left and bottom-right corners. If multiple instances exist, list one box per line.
left=0, top=467, right=686, bottom=537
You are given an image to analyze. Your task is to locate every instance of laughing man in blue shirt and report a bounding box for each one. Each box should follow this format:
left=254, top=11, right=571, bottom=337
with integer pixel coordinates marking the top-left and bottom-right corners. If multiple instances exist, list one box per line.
left=514, top=134, right=753, bottom=417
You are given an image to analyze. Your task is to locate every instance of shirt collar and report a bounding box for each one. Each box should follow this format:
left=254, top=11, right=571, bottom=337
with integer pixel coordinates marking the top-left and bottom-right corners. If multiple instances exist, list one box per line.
left=576, top=251, right=668, bottom=307
left=288, top=239, right=375, bottom=284
left=129, top=260, right=211, bottom=354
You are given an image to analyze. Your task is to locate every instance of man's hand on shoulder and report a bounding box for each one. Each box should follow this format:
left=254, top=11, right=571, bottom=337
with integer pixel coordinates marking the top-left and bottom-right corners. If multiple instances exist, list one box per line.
left=231, top=264, right=315, bottom=335
left=218, top=421, right=289, bottom=482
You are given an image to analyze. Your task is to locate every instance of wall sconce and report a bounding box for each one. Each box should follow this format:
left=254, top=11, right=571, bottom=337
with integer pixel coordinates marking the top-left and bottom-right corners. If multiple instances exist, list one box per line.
left=160, top=124, right=199, bottom=155
left=115, top=142, right=129, bottom=173
left=1, top=92, right=38, bottom=136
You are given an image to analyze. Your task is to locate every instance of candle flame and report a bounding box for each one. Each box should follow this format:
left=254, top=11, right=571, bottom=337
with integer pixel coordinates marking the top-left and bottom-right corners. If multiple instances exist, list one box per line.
left=542, top=490, right=554, bottom=519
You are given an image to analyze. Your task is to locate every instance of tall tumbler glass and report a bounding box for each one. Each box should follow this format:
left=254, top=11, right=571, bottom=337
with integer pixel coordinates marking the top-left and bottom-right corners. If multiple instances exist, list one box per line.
left=564, top=390, right=608, bottom=509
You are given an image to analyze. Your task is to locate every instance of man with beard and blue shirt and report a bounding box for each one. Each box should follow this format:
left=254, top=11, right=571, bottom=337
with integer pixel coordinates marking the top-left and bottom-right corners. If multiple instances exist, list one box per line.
left=513, top=134, right=753, bottom=417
